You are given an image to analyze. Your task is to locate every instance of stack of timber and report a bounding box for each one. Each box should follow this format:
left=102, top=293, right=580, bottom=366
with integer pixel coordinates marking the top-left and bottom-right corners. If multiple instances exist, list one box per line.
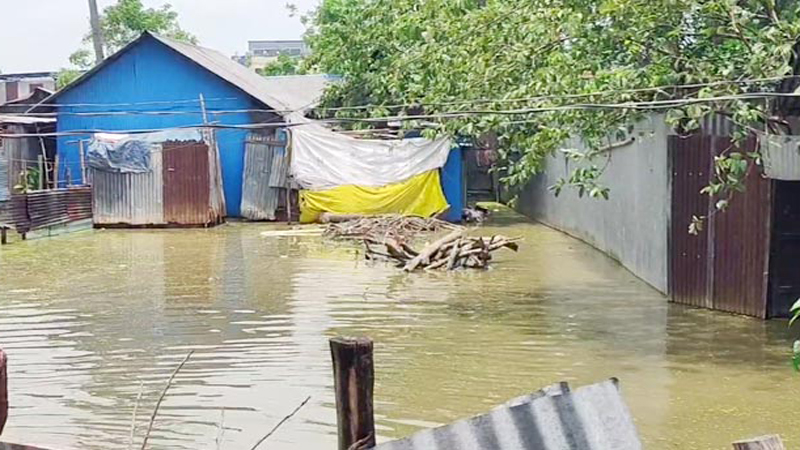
left=365, top=229, right=521, bottom=271
left=322, top=213, right=462, bottom=243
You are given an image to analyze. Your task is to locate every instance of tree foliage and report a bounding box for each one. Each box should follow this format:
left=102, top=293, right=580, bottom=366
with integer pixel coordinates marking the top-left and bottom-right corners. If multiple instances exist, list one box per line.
left=59, top=0, right=196, bottom=86
left=257, top=54, right=307, bottom=77
left=304, top=0, right=800, bottom=205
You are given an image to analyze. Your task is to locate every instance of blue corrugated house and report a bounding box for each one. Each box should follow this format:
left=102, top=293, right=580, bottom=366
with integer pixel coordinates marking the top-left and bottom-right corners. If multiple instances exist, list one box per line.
left=46, top=32, right=330, bottom=217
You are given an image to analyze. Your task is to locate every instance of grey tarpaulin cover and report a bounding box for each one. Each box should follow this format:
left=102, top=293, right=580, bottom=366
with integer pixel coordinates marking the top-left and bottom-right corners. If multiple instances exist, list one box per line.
left=87, top=129, right=204, bottom=173
left=374, top=379, right=642, bottom=450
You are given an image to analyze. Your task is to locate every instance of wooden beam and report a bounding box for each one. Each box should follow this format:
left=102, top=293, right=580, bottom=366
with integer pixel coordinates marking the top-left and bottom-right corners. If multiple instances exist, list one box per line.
left=0, top=349, right=7, bottom=436
left=0, top=228, right=6, bottom=246
left=329, top=337, right=375, bottom=450
left=732, top=435, right=785, bottom=450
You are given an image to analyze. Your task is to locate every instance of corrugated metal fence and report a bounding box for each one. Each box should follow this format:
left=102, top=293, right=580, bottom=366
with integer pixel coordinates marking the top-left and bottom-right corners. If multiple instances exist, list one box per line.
left=669, top=135, right=772, bottom=317
left=0, top=187, right=92, bottom=233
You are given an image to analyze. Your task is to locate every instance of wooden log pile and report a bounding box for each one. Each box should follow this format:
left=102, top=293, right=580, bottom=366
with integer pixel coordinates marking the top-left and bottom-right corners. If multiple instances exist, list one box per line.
left=364, top=230, right=521, bottom=271
left=323, top=214, right=463, bottom=243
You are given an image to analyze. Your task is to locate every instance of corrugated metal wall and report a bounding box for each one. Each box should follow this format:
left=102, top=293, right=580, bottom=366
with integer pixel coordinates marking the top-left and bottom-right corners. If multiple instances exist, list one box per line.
left=92, top=149, right=165, bottom=225
left=240, top=132, right=287, bottom=221
left=669, top=135, right=772, bottom=318
left=162, top=141, right=211, bottom=225
left=669, top=135, right=713, bottom=309
left=0, top=141, right=9, bottom=201
left=516, top=115, right=671, bottom=292
left=55, top=35, right=269, bottom=217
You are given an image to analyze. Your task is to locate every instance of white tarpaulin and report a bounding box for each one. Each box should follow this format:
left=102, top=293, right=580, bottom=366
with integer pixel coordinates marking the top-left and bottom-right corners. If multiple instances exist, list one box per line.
left=290, top=122, right=453, bottom=190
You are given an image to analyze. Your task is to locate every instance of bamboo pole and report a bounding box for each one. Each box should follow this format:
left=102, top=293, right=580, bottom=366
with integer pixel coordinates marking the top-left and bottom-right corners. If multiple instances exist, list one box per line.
left=329, top=337, right=375, bottom=450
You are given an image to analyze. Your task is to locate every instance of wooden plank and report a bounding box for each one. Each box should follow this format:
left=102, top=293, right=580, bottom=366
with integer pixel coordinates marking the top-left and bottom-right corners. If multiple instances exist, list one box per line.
left=329, top=337, right=375, bottom=450
left=732, top=435, right=785, bottom=450
left=0, top=349, right=7, bottom=436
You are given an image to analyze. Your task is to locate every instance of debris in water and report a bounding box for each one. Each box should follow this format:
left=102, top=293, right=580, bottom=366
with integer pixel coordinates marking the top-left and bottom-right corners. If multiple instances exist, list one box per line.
left=322, top=214, right=462, bottom=243
left=364, top=229, right=521, bottom=271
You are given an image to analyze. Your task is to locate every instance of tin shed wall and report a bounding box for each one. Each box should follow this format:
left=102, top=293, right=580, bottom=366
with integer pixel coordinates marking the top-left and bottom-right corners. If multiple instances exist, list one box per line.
left=668, top=135, right=772, bottom=318
left=55, top=36, right=268, bottom=217
left=516, top=115, right=670, bottom=293
left=92, top=149, right=165, bottom=225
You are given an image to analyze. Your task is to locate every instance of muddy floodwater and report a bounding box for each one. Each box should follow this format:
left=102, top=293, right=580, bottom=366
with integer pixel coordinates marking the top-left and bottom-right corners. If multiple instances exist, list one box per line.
left=0, top=212, right=798, bottom=450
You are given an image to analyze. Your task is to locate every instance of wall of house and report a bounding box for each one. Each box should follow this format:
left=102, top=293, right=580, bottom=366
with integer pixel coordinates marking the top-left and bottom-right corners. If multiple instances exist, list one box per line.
left=516, top=114, right=671, bottom=293
left=55, top=37, right=267, bottom=217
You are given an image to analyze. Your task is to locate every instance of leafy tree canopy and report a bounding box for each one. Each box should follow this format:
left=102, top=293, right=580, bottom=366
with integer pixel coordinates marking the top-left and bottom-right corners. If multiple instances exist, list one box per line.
left=257, top=54, right=307, bottom=77
left=58, top=0, right=195, bottom=86
left=304, top=0, right=800, bottom=204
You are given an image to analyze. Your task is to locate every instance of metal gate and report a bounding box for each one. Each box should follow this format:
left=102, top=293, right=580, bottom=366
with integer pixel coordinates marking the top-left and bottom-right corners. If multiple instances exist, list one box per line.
left=162, top=142, right=211, bottom=225
left=240, top=132, right=288, bottom=220
left=669, top=135, right=773, bottom=317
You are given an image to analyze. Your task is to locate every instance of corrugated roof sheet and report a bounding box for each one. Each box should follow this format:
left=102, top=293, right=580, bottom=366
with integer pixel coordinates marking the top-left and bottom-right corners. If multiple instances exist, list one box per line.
left=375, top=379, right=641, bottom=450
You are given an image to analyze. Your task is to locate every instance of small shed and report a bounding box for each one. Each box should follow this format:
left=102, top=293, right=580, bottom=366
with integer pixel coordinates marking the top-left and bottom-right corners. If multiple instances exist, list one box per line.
left=0, top=114, right=57, bottom=200
left=90, top=130, right=224, bottom=227
left=43, top=31, right=333, bottom=218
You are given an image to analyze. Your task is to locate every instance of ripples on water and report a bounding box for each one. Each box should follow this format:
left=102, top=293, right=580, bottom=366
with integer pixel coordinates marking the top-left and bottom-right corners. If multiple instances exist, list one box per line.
left=0, top=216, right=798, bottom=450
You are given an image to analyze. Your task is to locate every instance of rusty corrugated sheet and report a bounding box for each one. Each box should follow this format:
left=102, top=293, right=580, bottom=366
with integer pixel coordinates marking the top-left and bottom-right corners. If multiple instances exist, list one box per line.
left=92, top=150, right=164, bottom=225
left=376, top=379, right=641, bottom=450
left=25, top=187, right=92, bottom=230
left=241, top=133, right=284, bottom=220
left=669, top=135, right=712, bottom=309
left=669, top=135, right=773, bottom=317
left=162, top=141, right=212, bottom=225
left=710, top=137, right=772, bottom=318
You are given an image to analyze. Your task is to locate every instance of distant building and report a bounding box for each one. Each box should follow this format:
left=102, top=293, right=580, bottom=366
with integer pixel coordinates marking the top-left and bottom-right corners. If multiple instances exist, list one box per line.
left=249, top=40, right=309, bottom=58
left=234, top=40, right=310, bottom=70
left=0, top=72, right=56, bottom=104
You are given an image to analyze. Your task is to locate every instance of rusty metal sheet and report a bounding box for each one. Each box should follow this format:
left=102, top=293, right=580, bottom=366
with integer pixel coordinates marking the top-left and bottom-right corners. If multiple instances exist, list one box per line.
left=241, top=133, right=281, bottom=220
left=669, top=135, right=712, bottom=309
left=23, top=187, right=92, bottom=230
left=162, top=141, right=211, bottom=225
left=92, top=150, right=164, bottom=226
left=710, top=137, right=772, bottom=318
left=669, top=135, right=773, bottom=318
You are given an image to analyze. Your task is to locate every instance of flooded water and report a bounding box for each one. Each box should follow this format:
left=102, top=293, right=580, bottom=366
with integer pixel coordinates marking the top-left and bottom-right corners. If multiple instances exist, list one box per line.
left=0, top=212, right=798, bottom=450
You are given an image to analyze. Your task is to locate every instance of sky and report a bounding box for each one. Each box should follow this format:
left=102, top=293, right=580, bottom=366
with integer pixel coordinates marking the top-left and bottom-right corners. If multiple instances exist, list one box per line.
left=0, top=0, right=320, bottom=74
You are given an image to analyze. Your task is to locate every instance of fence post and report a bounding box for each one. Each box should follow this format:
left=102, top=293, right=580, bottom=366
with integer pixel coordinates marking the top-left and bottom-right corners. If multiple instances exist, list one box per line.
left=1, top=349, right=7, bottom=436
left=732, top=435, right=785, bottom=450
left=330, top=337, right=375, bottom=450
left=0, top=228, right=6, bottom=245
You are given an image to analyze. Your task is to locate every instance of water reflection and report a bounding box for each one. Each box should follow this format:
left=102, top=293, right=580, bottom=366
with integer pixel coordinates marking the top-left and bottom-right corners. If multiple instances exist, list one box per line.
left=0, top=217, right=797, bottom=450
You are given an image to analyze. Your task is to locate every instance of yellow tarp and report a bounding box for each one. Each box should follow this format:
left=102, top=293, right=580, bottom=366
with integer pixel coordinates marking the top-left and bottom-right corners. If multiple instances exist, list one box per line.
left=299, top=170, right=449, bottom=223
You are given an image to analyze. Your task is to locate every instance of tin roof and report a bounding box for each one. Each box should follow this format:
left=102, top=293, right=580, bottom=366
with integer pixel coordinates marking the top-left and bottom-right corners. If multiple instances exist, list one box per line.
left=46, top=32, right=333, bottom=116
left=375, top=379, right=642, bottom=450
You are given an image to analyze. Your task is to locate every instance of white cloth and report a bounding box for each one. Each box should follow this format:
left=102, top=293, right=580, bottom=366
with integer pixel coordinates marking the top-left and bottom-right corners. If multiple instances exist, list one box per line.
left=289, top=121, right=452, bottom=190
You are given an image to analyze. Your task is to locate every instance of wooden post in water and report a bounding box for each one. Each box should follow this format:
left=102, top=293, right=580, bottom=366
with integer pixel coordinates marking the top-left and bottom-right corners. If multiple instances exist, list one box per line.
left=1, top=228, right=7, bottom=245
left=329, top=337, right=375, bottom=450
left=732, top=435, right=785, bottom=450
left=0, top=349, right=8, bottom=436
